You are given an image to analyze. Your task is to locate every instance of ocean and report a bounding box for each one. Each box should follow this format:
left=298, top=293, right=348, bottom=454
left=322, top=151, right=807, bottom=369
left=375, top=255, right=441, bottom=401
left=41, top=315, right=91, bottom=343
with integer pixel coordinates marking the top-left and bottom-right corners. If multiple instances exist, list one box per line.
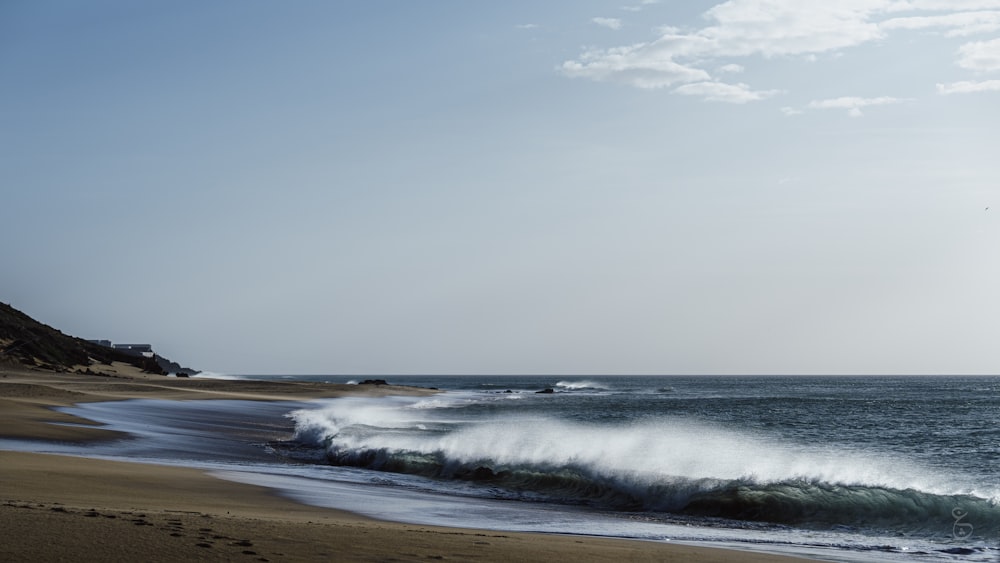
left=4, top=375, right=998, bottom=561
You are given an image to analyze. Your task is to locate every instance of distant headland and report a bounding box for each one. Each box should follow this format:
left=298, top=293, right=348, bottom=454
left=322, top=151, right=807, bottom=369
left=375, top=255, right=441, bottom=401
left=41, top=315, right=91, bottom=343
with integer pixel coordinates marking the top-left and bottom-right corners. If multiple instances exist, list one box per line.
left=0, top=302, right=198, bottom=377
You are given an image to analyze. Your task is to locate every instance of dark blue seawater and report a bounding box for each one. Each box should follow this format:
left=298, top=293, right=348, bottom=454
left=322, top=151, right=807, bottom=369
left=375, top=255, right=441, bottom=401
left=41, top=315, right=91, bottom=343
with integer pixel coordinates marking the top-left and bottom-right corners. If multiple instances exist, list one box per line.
left=3, top=374, right=998, bottom=561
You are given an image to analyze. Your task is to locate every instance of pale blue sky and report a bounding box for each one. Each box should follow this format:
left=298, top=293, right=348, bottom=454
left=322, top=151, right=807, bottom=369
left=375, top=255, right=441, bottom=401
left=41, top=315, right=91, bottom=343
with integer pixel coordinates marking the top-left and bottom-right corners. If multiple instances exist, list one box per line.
left=3, top=1, right=998, bottom=375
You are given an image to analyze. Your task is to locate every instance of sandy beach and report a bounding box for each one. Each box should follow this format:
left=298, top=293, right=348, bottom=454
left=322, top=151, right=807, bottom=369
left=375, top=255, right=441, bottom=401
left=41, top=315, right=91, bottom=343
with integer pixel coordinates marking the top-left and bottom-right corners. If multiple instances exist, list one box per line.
left=0, top=365, right=814, bottom=562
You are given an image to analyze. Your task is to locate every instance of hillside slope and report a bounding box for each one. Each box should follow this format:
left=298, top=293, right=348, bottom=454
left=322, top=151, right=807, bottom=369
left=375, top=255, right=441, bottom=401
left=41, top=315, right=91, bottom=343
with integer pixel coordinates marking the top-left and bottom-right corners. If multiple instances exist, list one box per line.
left=0, top=303, right=166, bottom=375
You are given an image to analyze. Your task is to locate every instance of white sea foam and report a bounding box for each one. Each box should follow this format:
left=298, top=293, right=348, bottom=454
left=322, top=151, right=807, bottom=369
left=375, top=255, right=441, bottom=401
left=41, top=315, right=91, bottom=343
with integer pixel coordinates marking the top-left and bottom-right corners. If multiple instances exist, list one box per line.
left=555, top=380, right=609, bottom=391
left=289, top=395, right=995, bottom=501
left=191, top=371, right=242, bottom=380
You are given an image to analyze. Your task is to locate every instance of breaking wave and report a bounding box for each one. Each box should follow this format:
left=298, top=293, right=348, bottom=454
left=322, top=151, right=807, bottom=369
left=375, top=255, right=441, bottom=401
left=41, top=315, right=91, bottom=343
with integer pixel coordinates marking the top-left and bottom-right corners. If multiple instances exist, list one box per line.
left=555, top=380, right=610, bottom=391
left=190, top=371, right=241, bottom=380
left=287, top=396, right=999, bottom=536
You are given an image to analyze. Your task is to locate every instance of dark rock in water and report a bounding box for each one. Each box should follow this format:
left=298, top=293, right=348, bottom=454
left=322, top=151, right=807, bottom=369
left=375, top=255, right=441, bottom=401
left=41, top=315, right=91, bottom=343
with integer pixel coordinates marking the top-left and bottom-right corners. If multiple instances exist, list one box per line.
left=360, top=379, right=389, bottom=386
left=536, top=388, right=555, bottom=394
left=504, top=389, right=513, bottom=393
left=154, top=354, right=199, bottom=377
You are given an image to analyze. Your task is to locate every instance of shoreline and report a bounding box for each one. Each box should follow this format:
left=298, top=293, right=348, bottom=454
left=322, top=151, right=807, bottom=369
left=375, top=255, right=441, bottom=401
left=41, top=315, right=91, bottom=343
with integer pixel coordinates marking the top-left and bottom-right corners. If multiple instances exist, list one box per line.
left=0, top=366, right=815, bottom=562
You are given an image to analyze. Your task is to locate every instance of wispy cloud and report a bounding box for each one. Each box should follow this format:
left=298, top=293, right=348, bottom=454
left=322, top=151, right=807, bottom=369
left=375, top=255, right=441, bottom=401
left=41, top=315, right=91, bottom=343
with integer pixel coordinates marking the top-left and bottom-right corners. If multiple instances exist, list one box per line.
left=695, top=2, right=885, bottom=58
left=957, top=37, right=1000, bottom=71
left=937, top=79, right=1000, bottom=93
left=560, top=1, right=1000, bottom=103
left=622, top=0, right=659, bottom=12
left=880, top=10, right=1000, bottom=37
left=885, top=1, right=1000, bottom=11
left=561, top=44, right=711, bottom=89
left=673, top=81, right=782, bottom=103
left=515, top=23, right=538, bottom=30
left=592, top=17, right=623, bottom=31
left=807, top=96, right=907, bottom=117
left=562, top=2, right=889, bottom=102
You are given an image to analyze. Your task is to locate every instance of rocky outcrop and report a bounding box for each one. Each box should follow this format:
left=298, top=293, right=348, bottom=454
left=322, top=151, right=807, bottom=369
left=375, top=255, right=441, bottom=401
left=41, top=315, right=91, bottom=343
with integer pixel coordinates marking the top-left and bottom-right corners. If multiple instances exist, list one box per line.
left=154, top=355, right=199, bottom=377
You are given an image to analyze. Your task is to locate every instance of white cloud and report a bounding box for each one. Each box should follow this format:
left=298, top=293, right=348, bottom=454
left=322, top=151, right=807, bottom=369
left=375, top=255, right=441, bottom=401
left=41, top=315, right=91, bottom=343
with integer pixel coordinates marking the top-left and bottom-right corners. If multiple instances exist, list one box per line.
left=673, top=81, right=782, bottom=103
left=957, top=37, right=1000, bottom=70
left=622, top=0, right=659, bottom=12
left=561, top=1, right=1000, bottom=103
left=562, top=1, right=894, bottom=101
left=781, top=106, right=804, bottom=116
left=569, top=2, right=895, bottom=70
left=698, top=1, right=888, bottom=58
left=881, top=11, right=1000, bottom=37
left=936, top=79, right=1000, bottom=93
left=516, top=23, right=538, bottom=30
left=885, top=1, right=1000, bottom=11
left=560, top=43, right=711, bottom=89
left=807, top=95, right=907, bottom=116
left=593, top=17, right=623, bottom=30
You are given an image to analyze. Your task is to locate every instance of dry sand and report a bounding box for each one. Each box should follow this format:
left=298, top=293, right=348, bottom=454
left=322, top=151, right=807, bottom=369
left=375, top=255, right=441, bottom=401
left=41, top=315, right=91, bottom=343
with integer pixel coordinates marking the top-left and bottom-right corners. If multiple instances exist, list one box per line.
left=0, top=365, right=815, bottom=562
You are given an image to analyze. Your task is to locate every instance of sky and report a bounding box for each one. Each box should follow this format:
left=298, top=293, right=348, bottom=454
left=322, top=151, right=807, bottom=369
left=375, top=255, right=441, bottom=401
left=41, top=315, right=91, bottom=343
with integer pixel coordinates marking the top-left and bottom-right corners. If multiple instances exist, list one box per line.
left=2, top=0, right=999, bottom=375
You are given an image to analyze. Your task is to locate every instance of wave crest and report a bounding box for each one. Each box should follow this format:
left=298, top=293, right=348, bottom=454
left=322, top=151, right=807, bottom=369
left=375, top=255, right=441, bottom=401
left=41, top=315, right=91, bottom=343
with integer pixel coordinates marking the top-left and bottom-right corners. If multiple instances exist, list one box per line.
left=555, top=380, right=609, bottom=391
left=287, top=396, right=999, bottom=535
